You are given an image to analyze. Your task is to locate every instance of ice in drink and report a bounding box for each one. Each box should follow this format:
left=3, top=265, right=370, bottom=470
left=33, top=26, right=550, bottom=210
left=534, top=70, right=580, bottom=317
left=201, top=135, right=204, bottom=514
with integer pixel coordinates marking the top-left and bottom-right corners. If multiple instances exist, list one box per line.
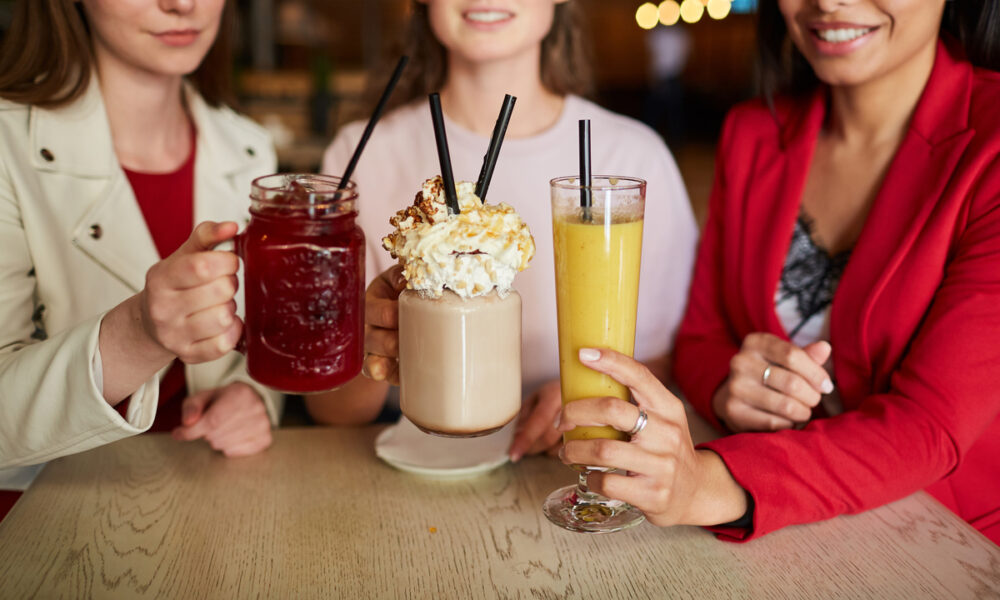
left=239, top=175, right=365, bottom=393
left=383, top=176, right=535, bottom=437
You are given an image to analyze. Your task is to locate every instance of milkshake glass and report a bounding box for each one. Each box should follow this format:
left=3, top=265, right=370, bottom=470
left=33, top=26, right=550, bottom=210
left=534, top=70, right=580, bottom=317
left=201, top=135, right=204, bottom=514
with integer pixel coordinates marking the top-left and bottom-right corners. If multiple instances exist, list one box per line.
left=383, top=177, right=535, bottom=438
left=543, top=175, right=646, bottom=533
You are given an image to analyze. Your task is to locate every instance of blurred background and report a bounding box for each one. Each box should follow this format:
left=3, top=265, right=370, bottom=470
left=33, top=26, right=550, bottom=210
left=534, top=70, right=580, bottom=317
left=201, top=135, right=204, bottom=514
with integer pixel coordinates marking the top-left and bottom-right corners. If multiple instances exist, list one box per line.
left=0, top=0, right=760, bottom=225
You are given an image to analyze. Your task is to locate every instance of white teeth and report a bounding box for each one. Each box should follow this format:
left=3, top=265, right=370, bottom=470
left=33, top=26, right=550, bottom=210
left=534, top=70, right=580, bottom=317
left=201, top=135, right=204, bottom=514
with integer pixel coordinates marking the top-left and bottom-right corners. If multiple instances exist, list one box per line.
left=816, top=27, right=874, bottom=43
left=465, top=10, right=512, bottom=23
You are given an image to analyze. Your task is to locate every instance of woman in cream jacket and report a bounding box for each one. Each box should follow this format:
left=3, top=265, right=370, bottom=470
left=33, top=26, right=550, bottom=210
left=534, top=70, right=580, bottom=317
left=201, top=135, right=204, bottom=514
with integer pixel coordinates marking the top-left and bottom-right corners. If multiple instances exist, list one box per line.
left=0, top=0, right=280, bottom=480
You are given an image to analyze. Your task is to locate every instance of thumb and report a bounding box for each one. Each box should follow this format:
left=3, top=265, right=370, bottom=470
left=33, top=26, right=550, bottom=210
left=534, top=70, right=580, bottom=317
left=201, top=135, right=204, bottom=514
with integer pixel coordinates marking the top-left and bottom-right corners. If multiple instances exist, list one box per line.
left=180, top=389, right=215, bottom=426
left=804, top=341, right=832, bottom=366
left=176, top=221, right=238, bottom=256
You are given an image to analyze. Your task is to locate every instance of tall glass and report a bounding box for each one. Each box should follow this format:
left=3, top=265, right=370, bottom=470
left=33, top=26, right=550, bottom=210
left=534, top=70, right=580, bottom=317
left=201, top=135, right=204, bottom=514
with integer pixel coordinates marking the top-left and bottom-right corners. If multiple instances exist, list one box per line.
left=236, top=174, right=365, bottom=393
left=543, top=175, right=646, bottom=533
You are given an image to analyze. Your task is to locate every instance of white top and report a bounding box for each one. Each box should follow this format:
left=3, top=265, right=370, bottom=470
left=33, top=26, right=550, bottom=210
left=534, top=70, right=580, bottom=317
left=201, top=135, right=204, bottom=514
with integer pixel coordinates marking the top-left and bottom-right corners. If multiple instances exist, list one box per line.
left=323, top=95, right=698, bottom=395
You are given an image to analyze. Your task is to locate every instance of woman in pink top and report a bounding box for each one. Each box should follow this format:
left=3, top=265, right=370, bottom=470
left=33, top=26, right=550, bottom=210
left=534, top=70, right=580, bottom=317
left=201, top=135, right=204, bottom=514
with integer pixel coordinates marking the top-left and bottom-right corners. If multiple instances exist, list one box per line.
left=308, top=0, right=698, bottom=460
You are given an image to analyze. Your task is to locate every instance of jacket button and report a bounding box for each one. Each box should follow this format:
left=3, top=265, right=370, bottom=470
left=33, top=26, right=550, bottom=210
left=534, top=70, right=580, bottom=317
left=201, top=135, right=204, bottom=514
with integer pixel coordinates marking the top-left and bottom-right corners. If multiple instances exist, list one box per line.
left=245, top=147, right=255, bottom=157
left=40, top=148, right=54, bottom=162
left=89, top=224, right=103, bottom=240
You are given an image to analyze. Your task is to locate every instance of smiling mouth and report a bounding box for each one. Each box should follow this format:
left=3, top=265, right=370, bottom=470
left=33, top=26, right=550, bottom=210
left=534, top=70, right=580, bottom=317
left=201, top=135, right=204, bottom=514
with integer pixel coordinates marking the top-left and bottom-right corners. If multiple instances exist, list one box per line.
left=812, top=26, right=878, bottom=43
left=463, top=10, right=514, bottom=24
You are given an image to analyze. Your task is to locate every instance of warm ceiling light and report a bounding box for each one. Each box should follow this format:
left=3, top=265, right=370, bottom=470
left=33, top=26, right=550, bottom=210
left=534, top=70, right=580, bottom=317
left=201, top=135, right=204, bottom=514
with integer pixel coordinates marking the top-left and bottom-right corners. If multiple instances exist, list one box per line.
left=659, top=0, right=681, bottom=26
left=679, top=0, right=705, bottom=23
left=636, top=2, right=659, bottom=29
left=707, top=0, right=732, bottom=19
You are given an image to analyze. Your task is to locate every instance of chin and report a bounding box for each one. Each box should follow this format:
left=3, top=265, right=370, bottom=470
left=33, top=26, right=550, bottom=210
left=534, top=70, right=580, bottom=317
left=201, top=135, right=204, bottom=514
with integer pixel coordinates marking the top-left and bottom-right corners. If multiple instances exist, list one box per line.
left=809, top=64, right=881, bottom=88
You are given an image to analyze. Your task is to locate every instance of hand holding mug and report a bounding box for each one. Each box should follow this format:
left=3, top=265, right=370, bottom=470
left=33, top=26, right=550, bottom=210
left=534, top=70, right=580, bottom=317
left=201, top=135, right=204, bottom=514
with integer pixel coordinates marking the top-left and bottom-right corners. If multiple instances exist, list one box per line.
left=139, top=221, right=242, bottom=364
left=362, top=265, right=407, bottom=385
left=713, top=333, right=833, bottom=432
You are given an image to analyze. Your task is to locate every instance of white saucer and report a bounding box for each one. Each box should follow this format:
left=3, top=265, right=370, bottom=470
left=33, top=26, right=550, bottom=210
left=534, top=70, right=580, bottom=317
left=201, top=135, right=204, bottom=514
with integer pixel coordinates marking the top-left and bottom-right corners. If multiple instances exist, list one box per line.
left=374, top=416, right=513, bottom=478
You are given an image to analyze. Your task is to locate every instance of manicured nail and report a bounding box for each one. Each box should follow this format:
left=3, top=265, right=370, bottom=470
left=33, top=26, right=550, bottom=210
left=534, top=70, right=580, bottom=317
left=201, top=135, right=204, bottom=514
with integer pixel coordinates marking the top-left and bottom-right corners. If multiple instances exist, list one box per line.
left=579, top=348, right=600, bottom=362
left=821, top=379, right=834, bottom=394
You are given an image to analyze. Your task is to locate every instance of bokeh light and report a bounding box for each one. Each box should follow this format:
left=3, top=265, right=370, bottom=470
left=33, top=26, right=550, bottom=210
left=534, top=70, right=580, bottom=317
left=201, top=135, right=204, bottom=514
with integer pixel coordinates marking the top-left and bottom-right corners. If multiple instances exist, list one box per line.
left=707, top=0, right=732, bottom=19
left=636, top=2, right=659, bottom=29
left=658, top=0, right=681, bottom=26
left=679, top=0, right=705, bottom=23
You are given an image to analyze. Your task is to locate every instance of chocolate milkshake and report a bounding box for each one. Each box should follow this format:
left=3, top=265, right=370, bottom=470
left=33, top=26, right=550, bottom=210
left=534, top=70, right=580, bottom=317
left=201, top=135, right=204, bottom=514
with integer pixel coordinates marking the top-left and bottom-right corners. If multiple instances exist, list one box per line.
left=384, top=176, right=535, bottom=437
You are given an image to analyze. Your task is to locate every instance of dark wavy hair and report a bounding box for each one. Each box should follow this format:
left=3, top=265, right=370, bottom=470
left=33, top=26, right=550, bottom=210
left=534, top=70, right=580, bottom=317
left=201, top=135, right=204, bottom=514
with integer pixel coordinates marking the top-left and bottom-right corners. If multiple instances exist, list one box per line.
left=0, top=0, right=235, bottom=108
left=374, top=1, right=593, bottom=110
left=757, top=0, right=1000, bottom=103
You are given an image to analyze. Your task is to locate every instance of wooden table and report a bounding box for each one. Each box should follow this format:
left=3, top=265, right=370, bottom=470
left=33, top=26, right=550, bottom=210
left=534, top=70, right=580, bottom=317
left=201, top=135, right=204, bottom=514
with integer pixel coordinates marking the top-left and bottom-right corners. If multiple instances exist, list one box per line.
left=1, top=425, right=998, bottom=599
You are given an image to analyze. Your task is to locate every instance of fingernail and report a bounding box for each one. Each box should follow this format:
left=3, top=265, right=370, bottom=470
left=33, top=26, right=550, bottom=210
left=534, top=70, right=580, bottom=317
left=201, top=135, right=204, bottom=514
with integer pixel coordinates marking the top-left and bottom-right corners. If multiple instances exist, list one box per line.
left=509, top=450, right=522, bottom=463
left=821, top=379, right=834, bottom=394
left=579, top=348, right=600, bottom=362
left=553, top=412, right=561, bottom=429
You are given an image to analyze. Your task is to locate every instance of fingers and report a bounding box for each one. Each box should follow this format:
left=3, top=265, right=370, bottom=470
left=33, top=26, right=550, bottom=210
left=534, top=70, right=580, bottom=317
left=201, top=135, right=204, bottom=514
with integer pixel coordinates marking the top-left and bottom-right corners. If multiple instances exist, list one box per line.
left=154, top=251, right=240, bottom=290
left=744, top=333, right=833, bottom=394
left=178, top=321, right=242, bottom=364
left=365, top=325, right=398, bottom=359
left=176, top=221, right=239, bottom=256
left=804, top=340, right=832, bottom=365
left=729, top=354, right=820, bottom=412
left=179, top=388, right=215, bottom=427
left=557, top=395, right=640, bottom=435
left=577, top=348, right=683, bottom=420
left=509, top=383, right=563, bottom=462
left=172, top=384, right=272, bottom=458
left=362, top=353, right=398, bottom=384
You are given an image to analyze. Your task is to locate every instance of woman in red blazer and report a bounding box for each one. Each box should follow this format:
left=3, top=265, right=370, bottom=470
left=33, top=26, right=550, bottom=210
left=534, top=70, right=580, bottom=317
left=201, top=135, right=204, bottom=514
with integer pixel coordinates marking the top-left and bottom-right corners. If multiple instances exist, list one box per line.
left=553, top=0, right=1000, bottom=543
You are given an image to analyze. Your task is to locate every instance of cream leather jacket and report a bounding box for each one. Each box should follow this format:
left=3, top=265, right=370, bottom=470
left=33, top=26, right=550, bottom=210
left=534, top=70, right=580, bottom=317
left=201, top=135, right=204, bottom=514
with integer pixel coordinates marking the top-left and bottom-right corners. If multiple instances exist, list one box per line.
left=0, top=81, right=282, bottom=471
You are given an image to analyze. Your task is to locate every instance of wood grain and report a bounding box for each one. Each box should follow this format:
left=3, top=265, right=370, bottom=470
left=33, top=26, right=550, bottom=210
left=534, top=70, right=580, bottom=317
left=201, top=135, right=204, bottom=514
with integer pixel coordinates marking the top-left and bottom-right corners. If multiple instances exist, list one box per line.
left=0, top=427, right=998, bottom=599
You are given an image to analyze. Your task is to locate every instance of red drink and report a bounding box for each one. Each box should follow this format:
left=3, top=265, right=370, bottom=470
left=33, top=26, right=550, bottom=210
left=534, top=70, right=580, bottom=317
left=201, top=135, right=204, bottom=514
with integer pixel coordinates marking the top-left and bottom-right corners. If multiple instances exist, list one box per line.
left=238, top=174, right=365, bottom=392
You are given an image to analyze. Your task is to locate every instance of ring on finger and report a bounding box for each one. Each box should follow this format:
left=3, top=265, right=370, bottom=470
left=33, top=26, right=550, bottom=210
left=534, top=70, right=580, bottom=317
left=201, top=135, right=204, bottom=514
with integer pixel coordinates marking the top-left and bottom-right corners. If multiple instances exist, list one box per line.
left=627, top=408, right=648, bottom=438
left=762, top=364, right=773, bottom=388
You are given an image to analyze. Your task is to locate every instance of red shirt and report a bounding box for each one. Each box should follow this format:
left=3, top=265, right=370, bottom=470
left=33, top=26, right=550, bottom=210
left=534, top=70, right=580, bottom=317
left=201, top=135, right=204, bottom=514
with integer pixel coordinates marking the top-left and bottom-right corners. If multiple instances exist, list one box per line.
left=118, top=136, right=197, bottom=432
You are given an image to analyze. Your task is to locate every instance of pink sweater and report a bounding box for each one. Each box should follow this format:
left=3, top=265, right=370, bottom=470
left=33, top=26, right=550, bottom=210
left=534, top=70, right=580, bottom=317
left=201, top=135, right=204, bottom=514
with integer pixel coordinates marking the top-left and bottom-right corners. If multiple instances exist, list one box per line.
left=323, top=95, right=698, bottom=395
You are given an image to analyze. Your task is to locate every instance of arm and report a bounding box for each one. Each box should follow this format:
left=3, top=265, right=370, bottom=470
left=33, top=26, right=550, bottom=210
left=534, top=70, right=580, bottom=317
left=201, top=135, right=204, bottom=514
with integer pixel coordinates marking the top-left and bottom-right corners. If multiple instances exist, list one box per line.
left=702, top=173, right=1000, bottom=540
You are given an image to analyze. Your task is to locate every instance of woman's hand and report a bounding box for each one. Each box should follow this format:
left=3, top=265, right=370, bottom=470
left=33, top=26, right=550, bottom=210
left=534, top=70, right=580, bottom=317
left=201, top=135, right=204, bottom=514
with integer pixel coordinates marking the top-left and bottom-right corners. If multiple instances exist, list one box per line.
left=713, top=333, right=833, bottom=432
left=509, top=379, right=563, bottom=462
left=361, top=265, right=407, bottom=385
left=139, top=221, right=243, bottom=364
left=171, top=382, right=273, bottom=457
left=558, top=348, right=747, bottom=527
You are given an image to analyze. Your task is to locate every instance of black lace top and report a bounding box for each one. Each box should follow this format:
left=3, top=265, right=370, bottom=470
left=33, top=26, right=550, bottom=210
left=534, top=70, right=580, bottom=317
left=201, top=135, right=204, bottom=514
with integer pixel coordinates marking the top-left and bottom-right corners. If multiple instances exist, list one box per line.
left=775, top=214, right=851, bottom=341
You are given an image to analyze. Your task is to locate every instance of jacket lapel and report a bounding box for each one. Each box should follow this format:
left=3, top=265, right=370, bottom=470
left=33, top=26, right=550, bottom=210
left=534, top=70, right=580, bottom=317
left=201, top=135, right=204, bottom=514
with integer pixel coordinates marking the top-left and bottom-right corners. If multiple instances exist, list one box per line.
left=742, top=90, right=826, bottom=337
left=31, top=80, right=159, bottom=292
left=831, top=40, right=975, bottom=402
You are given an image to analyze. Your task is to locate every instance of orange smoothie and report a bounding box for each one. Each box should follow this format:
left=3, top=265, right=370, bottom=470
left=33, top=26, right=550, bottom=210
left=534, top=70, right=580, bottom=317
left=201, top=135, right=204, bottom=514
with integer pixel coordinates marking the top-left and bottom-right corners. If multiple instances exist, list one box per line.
left=553, top=214, right=643, bottom=442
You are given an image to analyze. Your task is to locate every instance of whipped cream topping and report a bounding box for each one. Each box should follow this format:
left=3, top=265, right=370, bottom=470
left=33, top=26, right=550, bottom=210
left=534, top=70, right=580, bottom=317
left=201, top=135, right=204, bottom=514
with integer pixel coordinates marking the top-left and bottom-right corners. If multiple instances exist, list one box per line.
left=383, top=176, right=535, bottom=298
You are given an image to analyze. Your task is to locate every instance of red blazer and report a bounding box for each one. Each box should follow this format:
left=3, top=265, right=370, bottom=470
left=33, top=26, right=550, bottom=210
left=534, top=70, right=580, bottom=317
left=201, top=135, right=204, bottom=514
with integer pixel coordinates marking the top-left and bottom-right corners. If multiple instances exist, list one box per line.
left=673, top=40, right=1000, bottom=543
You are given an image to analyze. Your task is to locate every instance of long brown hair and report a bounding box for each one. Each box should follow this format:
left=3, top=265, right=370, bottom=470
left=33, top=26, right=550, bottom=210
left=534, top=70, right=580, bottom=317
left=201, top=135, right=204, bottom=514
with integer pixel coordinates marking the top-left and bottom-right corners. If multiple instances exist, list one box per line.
left=0, top=0, right=236, bottom=108
left=757, top=0, right=1000, bottom=105
left=376, top=1, right=593, bottom=111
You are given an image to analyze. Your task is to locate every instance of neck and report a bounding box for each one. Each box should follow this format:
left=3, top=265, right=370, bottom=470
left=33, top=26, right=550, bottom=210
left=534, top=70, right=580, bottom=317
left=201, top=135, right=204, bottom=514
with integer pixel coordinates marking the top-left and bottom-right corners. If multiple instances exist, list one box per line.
left=826, top=40, right=938, bottom=148
left=96, top=47, right=191, bottom=172
left=440, top=49, right=564, bottom=138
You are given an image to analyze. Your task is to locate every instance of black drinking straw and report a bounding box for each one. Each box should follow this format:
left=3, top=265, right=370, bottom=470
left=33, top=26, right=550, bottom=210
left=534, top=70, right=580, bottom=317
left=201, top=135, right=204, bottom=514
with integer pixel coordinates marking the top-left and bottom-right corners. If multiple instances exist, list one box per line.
left=579, top=119, right=593, bottom=222
left=428, top=93, right=461, bottom=215
left=475, top=94, right=516, bottom=202
left=338, top=55, right=409, bottom=190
